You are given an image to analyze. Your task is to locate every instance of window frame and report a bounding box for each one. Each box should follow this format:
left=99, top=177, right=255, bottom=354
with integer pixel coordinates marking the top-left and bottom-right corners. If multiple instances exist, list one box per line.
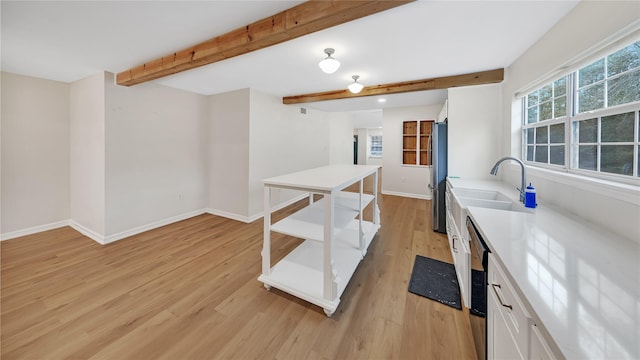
left=370, top=134, right=383, bottom=158
left=569, top=103, right=639, bottom=180
left=520, top=40, right=640, bottom=185
left=522, top=74, right=572, bottom=169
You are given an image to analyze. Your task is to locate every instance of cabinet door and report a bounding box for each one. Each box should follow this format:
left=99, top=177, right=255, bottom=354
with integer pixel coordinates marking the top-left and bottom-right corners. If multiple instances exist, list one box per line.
left=530, top=323, right=557, bottom=360
left=455, top=237, right=470, bottom=308
left=488, top=257, right=531, bottom=354
left=487, top=287, right=525, bottom=360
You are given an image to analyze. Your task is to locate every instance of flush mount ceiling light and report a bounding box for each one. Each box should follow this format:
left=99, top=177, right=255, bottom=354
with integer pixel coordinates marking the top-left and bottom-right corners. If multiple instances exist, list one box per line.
left=318, top=48, right=340, bottom=74
left=347, top=75, right=364, bottom=94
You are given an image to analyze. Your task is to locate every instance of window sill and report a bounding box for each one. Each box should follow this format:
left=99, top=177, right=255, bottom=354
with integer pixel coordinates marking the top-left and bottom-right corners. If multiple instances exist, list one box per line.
left=524, top=164, right=640, bottom=205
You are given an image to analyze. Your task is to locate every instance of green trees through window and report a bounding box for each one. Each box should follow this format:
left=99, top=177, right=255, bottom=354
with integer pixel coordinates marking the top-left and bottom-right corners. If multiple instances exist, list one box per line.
left=522, top=40, right=640, bottom=180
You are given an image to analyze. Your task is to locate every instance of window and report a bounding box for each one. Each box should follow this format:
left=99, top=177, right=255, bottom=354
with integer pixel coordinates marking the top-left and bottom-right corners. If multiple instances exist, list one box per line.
left=522, top=40, right=640, bottom=180
left=370, top=135, right=383, bottom=157
left=403, top=120, right=433, bottom=166
left=523, top=76, right=569, bottom=166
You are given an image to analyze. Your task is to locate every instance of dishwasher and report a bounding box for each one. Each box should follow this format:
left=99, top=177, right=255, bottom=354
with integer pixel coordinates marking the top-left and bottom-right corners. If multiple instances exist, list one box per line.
left=466, top=216, right=490, bottom=360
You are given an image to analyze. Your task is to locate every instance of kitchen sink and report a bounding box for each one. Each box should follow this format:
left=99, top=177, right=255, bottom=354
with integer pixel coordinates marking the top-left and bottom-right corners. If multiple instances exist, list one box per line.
left=450, top=187, right=533, bottom=214
left=456, top=197, right=533, bottom=213
left=451, top=188, right=512, bottom=202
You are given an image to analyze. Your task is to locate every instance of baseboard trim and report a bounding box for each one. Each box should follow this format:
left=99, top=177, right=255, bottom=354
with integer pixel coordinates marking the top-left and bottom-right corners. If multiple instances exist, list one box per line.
left=69, top=221, right=105, bottom=244
left=2, top=194, right=312, bottom=244
left=1, top=220, right=70, bottom=241
left=102, top=209, right=207, bottom=245
left=381, top=190, right=431, bottom=200
left=205, top=209, right=252, bottom=224
left=207, top=193, right=309, bottom=224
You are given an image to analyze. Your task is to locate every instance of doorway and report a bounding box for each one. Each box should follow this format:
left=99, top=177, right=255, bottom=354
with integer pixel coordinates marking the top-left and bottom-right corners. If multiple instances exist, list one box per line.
left=353, top=135, right=358, bottom=164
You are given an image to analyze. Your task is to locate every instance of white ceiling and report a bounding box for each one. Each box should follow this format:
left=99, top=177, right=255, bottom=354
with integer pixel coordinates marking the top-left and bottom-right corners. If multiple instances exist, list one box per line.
left=1, top=1, right=579, bottom=113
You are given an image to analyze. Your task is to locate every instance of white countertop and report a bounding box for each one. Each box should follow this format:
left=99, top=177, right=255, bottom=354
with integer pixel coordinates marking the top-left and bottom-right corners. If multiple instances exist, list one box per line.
left=448, top=178, right=640, bottom=360
left=263, top=165, right=379, bottom=192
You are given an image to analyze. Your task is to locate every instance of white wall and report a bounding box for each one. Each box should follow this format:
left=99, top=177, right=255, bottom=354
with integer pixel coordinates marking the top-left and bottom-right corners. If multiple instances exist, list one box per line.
left=208, top=89, right=343, bottom=221
left=328, top=111, right=354, bottom=166
left=105, top=73, right=208, bottom=239
left=1, top=72, right=70, bottom=237
left=248, top=90, right=335, bottom=219
left=208, top=88, right=251, bottom=220
left=70, top=72, right=106, bottom=238
left=382, top=105, right=441, bottom=199
left=0, top=73, right=358, bottom=240
left=352, top=110, right=383, bottom=129
left=448, top=84, right=502, bottom=179
left=500, top=1, right=640, bottom=241
left=0, top=74, right=356, bottom=241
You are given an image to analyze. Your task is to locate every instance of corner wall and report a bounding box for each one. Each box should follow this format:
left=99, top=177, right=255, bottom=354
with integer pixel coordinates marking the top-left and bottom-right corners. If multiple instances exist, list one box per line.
left=104, top=73, right=208, bottom=240
left=1, top=72, right=70, bottom=238
left=1, top=75, right=357, bottom=241
left=207, top=88, right=354, bottom=221
left=69, top=72, right=106, bottom=238
left=208, top=88, right=251, bottom=221
left=248, top=90, right=336, bottom=219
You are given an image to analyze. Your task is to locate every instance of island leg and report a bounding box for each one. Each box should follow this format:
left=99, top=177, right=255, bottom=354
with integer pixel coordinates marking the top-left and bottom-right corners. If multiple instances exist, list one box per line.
left=262, top=186, right=271, bottom=277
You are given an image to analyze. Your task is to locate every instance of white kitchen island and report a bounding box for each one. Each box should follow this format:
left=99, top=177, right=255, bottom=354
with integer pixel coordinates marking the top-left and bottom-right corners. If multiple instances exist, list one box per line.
left=259, top=165, right=380, bottom=316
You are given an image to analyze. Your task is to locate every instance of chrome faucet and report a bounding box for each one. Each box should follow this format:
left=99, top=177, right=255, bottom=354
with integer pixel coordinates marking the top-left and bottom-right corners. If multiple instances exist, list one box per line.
left=490, top=157, right=527, bottom=203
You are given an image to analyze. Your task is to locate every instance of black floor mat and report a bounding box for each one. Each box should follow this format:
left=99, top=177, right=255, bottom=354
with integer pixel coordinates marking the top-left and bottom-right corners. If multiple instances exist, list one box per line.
left=470, top=269, right=486, bottom=317
left=408, top=255, right=461, bottom=310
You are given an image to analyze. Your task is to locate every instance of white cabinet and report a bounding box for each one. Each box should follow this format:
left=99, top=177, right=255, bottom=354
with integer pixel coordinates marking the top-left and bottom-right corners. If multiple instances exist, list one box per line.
left=487, top=252, right=562, bottom=360
left=530, top=323, right=558, bottom=360
left=259, top=165, right=381, bottom=317
left=488, top=255, right=530, bottom=359
left=488, top=285, right=522, bottom=360
left=445, top=182, right=470, bottom=308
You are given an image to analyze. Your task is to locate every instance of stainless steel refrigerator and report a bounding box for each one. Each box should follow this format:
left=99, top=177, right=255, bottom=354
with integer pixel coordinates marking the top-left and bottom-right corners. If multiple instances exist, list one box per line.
left=431, top=122, right=447, bottom=233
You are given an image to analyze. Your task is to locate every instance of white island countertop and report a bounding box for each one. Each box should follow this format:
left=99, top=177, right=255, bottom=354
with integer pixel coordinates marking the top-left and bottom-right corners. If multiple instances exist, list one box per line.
left=448, top=178, right=640, bottom=359
left=263, top=164, right=380, bottom=192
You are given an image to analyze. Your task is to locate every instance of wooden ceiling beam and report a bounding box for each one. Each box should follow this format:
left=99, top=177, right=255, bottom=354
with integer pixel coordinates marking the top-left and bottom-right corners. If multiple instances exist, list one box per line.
left=282, top=68, right=505, bottom=104
left=116, top=0, right=415, bottom=86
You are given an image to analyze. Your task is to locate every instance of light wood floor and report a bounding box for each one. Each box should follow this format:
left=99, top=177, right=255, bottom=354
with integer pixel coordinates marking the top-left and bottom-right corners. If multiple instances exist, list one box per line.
left=1, top=190, right=477, bottom=359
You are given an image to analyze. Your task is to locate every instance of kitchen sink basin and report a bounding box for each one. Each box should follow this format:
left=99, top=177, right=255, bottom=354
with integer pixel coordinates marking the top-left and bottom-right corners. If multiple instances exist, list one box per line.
left=450, top=187, right=533, bottom=214
left=451, top=188, right=512, bottom=202
left=456, top=197, right=533, bottom=213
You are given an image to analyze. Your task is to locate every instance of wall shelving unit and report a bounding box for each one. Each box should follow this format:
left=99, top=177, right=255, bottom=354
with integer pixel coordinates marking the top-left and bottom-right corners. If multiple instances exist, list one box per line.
left=403, top=120, right=434, bottom=166
left=403, top=121, right=418, bottom=165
